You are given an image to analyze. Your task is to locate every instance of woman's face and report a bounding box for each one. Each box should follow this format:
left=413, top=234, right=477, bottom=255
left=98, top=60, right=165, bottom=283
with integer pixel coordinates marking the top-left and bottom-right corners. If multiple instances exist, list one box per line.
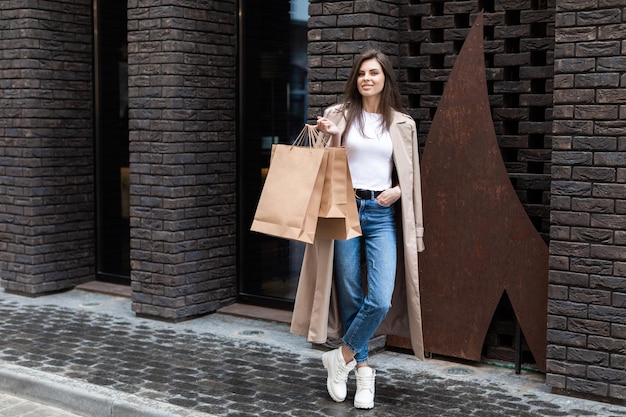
left=357, top=58, right=385, bottom=99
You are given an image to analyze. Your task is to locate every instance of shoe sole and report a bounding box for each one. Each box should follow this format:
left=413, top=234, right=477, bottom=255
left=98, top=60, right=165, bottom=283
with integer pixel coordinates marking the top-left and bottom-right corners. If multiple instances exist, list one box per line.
left=354, top=400, right=374, bottom=409
left=322, top=352, right=346, bottom=403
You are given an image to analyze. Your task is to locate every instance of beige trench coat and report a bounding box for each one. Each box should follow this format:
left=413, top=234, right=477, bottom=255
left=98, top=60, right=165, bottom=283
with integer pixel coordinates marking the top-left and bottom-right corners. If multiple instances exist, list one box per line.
left=290, top=105, right=426, bottom=360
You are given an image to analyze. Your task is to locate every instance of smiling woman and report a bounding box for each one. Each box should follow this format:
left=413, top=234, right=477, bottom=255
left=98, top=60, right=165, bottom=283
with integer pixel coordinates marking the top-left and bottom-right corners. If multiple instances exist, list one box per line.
left=291, top=50, right=425, bottom=410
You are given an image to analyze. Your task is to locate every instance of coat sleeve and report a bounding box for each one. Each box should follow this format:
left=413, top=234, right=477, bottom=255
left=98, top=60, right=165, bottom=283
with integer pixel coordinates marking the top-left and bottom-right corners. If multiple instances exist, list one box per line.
left=410, top=120, right=425, bottom=252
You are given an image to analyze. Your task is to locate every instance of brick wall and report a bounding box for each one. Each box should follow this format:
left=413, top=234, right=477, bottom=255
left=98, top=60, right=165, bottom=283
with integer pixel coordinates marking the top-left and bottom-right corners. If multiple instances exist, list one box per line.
left=308, top=0, right=554, bottom=366
left=309, top=0, right=555, bottom=229
left=398, top=0, right=554, bottom=240
left=307, top=0, right=401, bottom=120
left=399, top=0, right=555, bottom=365
left=547, top=1, right=626, bottom=402
left=0, top=0, right=95, bottom=294
left=127, top=0, right=237, bottom=321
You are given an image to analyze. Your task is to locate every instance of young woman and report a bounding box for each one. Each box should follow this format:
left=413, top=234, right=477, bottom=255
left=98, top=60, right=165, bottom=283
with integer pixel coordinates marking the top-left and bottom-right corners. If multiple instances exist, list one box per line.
left=290, top=49, right=426, bottom=409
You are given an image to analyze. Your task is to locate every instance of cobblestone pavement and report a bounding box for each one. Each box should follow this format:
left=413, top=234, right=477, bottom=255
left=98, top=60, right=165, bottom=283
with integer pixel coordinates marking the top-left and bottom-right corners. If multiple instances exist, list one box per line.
left=0, top=289, right=625, bottom=417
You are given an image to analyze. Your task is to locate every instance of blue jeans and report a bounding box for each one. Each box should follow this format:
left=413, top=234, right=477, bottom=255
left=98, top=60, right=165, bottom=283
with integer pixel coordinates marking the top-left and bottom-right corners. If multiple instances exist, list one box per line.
left=333, top=197, right=397, bottom=364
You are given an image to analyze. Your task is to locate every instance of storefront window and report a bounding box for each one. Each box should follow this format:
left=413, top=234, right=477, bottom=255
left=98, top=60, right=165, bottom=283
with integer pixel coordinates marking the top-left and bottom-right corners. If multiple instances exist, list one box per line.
left=94, top=0, right=130, bottom=282
left=238, top=0, right=309, bottom=308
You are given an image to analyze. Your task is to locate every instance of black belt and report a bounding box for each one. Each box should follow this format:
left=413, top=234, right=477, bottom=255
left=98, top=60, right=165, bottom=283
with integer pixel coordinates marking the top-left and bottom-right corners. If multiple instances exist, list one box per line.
left=354, top=189, right=383, bottom=199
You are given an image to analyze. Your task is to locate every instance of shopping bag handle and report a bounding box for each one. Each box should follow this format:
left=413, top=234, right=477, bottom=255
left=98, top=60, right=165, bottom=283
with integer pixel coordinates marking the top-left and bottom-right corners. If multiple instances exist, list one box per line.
left=292, top=124, right=329, bottom=149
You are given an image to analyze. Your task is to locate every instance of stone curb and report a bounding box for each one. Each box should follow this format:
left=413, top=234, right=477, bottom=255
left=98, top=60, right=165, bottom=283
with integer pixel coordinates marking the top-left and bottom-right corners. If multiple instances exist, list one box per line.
left=0, top=363, right=217, bottom=417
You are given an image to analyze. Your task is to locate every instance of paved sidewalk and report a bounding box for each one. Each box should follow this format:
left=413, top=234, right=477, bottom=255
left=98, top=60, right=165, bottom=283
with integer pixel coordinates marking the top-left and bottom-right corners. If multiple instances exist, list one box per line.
left=1, top=288, right=625, bottom=417
left=0, top=391, right=83, bottom=417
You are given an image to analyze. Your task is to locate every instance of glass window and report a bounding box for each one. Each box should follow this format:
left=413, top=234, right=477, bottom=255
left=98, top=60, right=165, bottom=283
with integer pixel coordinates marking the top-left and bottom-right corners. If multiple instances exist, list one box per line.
left=94, top=0, right=130, bottom=282
left=238, top=0, right=309, bottom=308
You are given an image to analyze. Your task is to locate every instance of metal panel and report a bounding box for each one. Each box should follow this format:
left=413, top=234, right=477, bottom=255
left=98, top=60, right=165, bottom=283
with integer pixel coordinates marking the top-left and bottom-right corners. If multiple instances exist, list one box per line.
left=419, top=13, right=548, bottom=372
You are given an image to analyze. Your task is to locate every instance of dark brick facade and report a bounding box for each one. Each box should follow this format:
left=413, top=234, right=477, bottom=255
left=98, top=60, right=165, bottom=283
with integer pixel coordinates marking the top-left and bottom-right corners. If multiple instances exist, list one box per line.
left=0, top=0, right=95, bottom=294
left=547, top=0, right=626, bottom=403
left=309, top=0, right=625, bottom=403
left=1, top=0, right=625, bottom=403
left=399, top=0, right=555, bottom=367
left=127, top=0, right=237, bottom=321
left=308, top=0, right=401, bottom=118
left=309, top=0, right=553, bottom=366
left=398, top=0, right=554, bottom=241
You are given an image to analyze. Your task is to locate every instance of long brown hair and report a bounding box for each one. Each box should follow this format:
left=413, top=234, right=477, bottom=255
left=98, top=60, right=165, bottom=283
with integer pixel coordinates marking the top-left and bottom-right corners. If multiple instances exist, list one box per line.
left=340, top=49, right=405, bottom=137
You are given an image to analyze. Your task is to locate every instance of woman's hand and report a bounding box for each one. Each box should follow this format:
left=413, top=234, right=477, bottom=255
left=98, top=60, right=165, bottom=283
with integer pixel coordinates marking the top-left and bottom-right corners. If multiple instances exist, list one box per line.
left=376, top=186, right=401, bottom=207
left=316, top=116, right=340, bottom=138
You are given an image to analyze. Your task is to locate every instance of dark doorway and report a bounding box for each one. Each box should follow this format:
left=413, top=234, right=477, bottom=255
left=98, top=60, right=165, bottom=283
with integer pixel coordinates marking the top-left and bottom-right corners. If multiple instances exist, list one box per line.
left=93, top=0, right=130, bottom=283
left=237, top=0, right=309, bottom=308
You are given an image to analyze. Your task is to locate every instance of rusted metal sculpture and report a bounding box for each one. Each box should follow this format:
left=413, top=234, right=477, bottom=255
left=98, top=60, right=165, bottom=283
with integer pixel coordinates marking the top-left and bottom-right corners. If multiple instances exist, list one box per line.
left=419, top=12, right=548, bottom=372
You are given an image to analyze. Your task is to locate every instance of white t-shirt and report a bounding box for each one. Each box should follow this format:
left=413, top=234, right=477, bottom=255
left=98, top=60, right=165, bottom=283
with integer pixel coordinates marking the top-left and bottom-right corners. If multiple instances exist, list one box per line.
left=344, top=111, right=393, bottom=191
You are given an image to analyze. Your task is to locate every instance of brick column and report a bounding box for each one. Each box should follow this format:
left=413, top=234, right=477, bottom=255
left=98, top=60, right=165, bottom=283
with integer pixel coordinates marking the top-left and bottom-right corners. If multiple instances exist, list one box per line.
left=127, top=0, right=237, bottom=321
left=307, top=0, right=401, bottom=120
left=0, top=1, right=94, bottom=294
left=548, top=1, right=626, bottom=402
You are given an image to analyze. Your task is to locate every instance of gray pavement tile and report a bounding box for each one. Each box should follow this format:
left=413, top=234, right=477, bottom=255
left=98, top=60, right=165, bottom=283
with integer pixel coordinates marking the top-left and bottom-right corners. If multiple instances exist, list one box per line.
left=0, top=364, right=216, bottom=417
left=0, top=392, right=82, bottom=417
left=1, top=289, right=625, bottom=417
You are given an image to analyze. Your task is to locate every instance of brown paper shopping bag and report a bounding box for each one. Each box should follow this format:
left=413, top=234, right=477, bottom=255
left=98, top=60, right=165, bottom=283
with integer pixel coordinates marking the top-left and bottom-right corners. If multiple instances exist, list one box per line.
left=315, top=147, right=362, bottom=240
left=250, top=126, right=328, bottom=244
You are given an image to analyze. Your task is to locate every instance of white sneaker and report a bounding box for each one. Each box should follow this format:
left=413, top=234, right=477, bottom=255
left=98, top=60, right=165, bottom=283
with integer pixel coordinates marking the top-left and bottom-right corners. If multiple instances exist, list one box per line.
left=354, top=366, right=376, bottom=409
left=321, top=347, right=356, bottom=402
